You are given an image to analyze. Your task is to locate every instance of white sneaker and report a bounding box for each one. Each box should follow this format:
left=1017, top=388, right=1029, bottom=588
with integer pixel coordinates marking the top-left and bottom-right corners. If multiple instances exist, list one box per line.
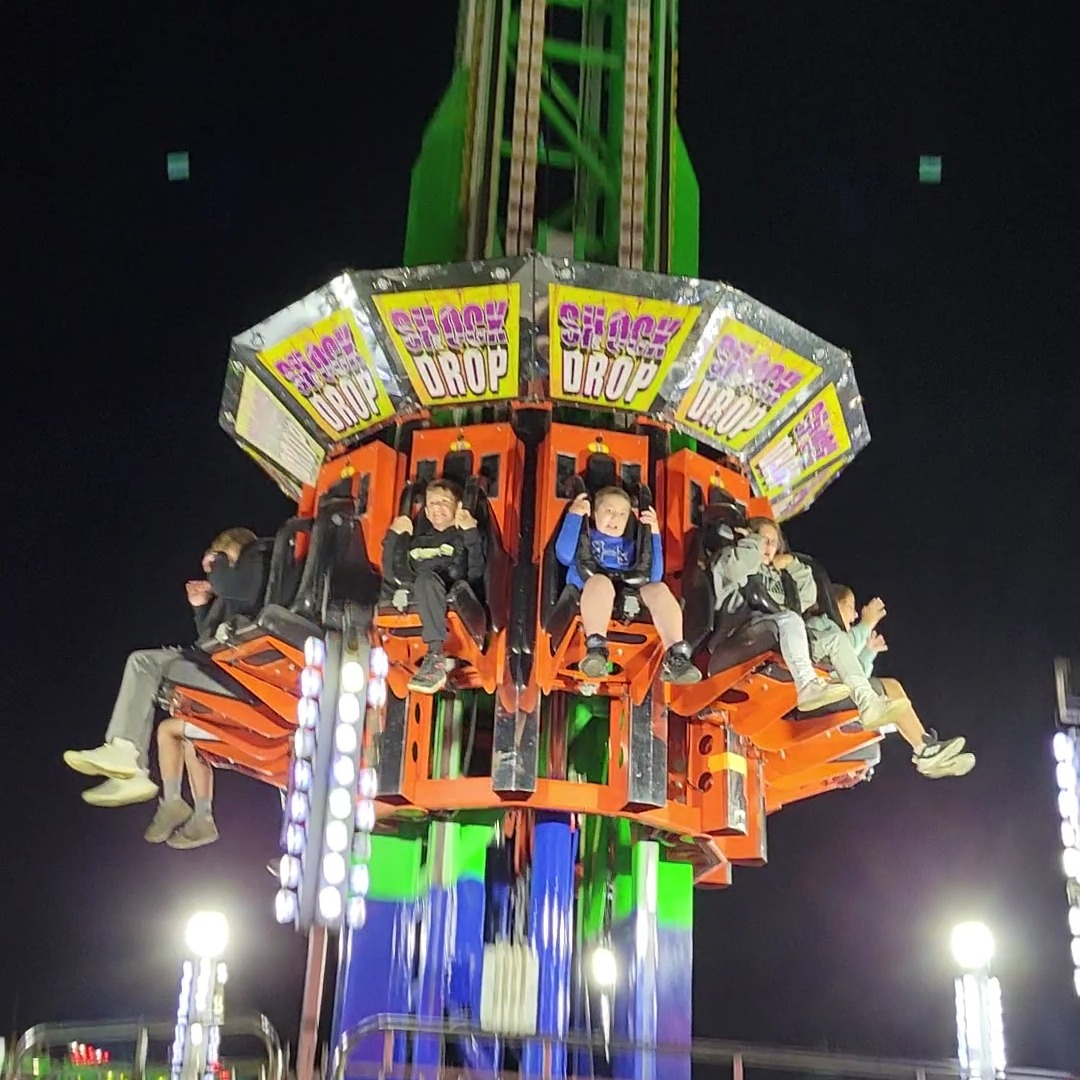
left=64, top=740, right=140, bottom=780
left=796, top=678, right=853, bottom=711
left=83, top=774, right=159, bottom=807
left=861, top=695, right=910, bottom=731
left=917, top=750, right=975, bottom=778
left=913, top=736, right=968, bottom=776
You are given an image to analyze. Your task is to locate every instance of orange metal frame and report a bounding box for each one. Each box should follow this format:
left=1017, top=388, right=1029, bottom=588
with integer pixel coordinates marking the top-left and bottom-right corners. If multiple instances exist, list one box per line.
left=373, top=422, right=520, bottom=692
left=162, top=417, right=881, bottom=882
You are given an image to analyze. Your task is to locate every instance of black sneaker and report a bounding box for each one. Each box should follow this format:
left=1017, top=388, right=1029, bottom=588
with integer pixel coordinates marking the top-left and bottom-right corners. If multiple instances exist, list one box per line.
left=579, top=634, right=610, bottom=679
left=660, top=642, right=702, bottom=684
left=408, top=651, right=448, bottom=694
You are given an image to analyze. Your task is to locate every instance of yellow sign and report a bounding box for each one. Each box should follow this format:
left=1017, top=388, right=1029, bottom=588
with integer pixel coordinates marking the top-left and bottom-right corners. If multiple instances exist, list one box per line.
left=548, top=284, right=699, bottom=412
left=770, top=457, right=847, bottom=522
left=257, top=310, right=395, bottom=440
left=750, top=384, right=852, bottom=501
left=372, top=283, right=521, bottom=405
left=674, top=319, right=821, bottom=450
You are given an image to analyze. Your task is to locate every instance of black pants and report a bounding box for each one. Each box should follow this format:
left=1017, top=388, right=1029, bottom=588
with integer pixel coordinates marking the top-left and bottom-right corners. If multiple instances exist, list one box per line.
left=413, top=567, right=450, bottom=647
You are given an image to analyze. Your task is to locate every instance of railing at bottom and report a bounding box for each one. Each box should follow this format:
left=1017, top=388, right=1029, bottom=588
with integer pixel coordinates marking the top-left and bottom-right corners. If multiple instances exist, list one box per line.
left=4, top=1015, right=284, bottom=1080
left=331, top=1015, right=1077, bottom=1080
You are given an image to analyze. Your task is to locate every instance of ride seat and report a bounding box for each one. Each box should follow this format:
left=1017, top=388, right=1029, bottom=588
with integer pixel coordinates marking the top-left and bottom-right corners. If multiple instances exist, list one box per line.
left=681, top=488, right=748, bottom=651
left=542, top=451, right=656, bottom=647
left=211, top=495, right=377, bottom=654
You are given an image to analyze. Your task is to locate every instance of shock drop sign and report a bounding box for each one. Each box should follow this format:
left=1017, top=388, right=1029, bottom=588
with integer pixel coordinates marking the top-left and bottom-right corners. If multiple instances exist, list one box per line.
left=548, top=285, right=699, bottom=412
left=675, top=320, right=821, bottom=451
left=258, top=309, right=395, bottom=440
left=750, top=385, right=852, bottom=501
left=372, top=283, right=521, bottom=406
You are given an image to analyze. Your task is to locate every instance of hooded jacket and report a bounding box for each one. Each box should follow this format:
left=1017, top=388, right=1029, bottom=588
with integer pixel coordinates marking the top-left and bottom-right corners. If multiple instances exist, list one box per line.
left=192, top=542, right=267, bottom=642
left=710, top=532, right=817, bottom=617
left=554, top=512, right=663, bottom=590
left=382, top=515, right=484, bottom=587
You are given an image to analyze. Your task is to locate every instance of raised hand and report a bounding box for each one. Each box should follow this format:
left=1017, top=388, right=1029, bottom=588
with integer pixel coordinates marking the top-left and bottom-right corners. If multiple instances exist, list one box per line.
left=185, top=580, right=212, bottom=606
left=638, top=506, right=660, bottom=534
left=568, top=493, right=591, bottom=517
left=861, top=596, right=887, bottom=626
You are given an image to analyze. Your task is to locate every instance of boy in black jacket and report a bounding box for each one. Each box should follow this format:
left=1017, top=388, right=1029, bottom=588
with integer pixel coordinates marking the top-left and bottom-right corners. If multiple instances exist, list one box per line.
left=64, top=527, right=266, bottom=808
left=383, top=480, right=483, bottom=694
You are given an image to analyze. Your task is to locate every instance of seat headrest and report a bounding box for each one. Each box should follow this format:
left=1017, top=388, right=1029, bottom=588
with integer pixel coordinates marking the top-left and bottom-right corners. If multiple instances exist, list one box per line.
left=583, top=452, right=618, bottom=493
left=442, top=450, right=474, bottom=486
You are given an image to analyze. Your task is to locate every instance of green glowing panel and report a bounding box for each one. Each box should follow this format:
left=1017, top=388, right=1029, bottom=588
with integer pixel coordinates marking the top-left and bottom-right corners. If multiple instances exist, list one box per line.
left=919, top=155, right=942, bottom=184
left=167, top=150, right=190, bottom=181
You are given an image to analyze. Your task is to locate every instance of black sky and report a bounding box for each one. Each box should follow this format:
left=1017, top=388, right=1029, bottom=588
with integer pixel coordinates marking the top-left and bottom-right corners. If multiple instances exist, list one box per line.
left=4, top=1, right=1079, bottom=1072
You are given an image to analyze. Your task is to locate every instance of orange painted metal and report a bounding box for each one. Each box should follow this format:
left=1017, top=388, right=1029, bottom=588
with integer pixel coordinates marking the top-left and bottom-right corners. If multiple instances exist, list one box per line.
left=163, top=422, right=875, bottom=879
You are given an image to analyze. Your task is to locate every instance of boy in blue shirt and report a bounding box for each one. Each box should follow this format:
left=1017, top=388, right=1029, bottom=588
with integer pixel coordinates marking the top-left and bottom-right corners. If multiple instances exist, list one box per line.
left=555, top=487, right=701, bottom=684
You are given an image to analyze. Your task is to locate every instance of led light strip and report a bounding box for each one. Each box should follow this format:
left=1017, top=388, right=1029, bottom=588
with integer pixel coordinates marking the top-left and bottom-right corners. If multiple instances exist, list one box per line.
left=1053, top=729, right=1080, bottom=995
left=274, top=636, right=326, bottom=926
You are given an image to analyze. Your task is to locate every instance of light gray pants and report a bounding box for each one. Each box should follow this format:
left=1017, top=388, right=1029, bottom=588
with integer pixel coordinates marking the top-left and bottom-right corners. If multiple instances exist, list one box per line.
left=104, top=648, right=237, bottom=768
left=748, top=610, right=818, bottom=690
left=808, top=624, right=876, bottom=712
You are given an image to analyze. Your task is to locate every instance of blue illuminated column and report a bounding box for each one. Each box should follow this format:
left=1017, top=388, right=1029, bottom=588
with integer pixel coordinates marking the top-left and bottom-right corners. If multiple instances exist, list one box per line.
left=950, top=922, right=1006, bottom=1079
left=172, top=913, right=229, bottom=1080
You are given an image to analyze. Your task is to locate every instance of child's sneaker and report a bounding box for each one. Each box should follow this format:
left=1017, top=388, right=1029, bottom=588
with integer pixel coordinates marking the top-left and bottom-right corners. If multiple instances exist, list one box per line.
left=660, top=642, right=702, bottom=685
left=144, top=798, right=193, bottom=843
left=796, top=678, right=852, bottom=711
left=408, top=650, right=448, bottom=694
left=861, top=695, right=910, bottom=731
left=579, top=635, right=610, bottom=679
left=167, top=812, right=220, bottom=849
left=913, top=732, right=967, bottom=776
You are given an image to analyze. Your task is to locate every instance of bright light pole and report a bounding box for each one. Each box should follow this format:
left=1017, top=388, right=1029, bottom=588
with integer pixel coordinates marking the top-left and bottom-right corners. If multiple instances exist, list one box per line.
left=172, top=912, right=229, bottom=1080
left=1053, top=658, right=1080, bottom=997
left=950, top=921, right=1005, bottom=1078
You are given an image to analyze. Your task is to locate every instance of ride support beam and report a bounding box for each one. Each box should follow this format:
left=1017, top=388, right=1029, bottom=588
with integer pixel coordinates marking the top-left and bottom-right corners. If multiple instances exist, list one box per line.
left=330, top=835, right=423, bottom=1079
left=522, top=813, right=577, bottom=1078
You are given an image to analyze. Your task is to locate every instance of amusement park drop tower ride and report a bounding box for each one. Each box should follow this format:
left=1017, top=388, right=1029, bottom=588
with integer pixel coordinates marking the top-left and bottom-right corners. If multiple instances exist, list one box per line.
left=199, top=2, right=874, bottom=1078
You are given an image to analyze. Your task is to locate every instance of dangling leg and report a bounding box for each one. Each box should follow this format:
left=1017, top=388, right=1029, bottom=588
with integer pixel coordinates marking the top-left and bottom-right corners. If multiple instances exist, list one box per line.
left=768, top=612, right=851, bottom=711
left=410, top=568, right=451, bottom=694
left=168, top=740, right=219, bottom=848
left=810, top=626, right=908, bottom=728
left=579, top=575, right=617, bottom=678
left=144, top=718, right=193, bottom=843
left=876, top=677, right=972, bottom=777
left=638, top=583, right=701, bottom=684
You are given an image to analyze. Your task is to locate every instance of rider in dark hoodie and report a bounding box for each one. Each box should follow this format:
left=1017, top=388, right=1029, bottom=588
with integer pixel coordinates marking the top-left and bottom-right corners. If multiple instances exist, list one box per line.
left=63, top=527, right=266, bottom=807
left=383, top=480, right=484, bottom=694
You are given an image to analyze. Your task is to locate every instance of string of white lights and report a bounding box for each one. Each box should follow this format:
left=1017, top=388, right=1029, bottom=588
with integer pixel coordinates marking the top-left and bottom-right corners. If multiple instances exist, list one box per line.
left=1052, top=728, right=1080, bottom=996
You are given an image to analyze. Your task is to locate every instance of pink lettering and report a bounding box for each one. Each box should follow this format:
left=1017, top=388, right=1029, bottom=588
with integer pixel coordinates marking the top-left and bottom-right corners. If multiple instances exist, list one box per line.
left=438, top=304, right=466, bottom=352
left=580, top=305, right=606, bottom=351
left=483, top=300, right=509, bottom=346
left=409, top=306, right=441, bottom=353
left=390, top=311, right=421, bottom=354
left=461, top=303, right=485, bottom=348
left=645, top=316, right=684, bottom=361
left=558, top=302, right=582, bottom=349
left=605, top=309, right=632, bottom=356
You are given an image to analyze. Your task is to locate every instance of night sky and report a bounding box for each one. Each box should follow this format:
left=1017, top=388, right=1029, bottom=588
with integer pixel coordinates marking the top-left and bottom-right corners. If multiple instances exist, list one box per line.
left=5, top=1, right=1079, bottom=1072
